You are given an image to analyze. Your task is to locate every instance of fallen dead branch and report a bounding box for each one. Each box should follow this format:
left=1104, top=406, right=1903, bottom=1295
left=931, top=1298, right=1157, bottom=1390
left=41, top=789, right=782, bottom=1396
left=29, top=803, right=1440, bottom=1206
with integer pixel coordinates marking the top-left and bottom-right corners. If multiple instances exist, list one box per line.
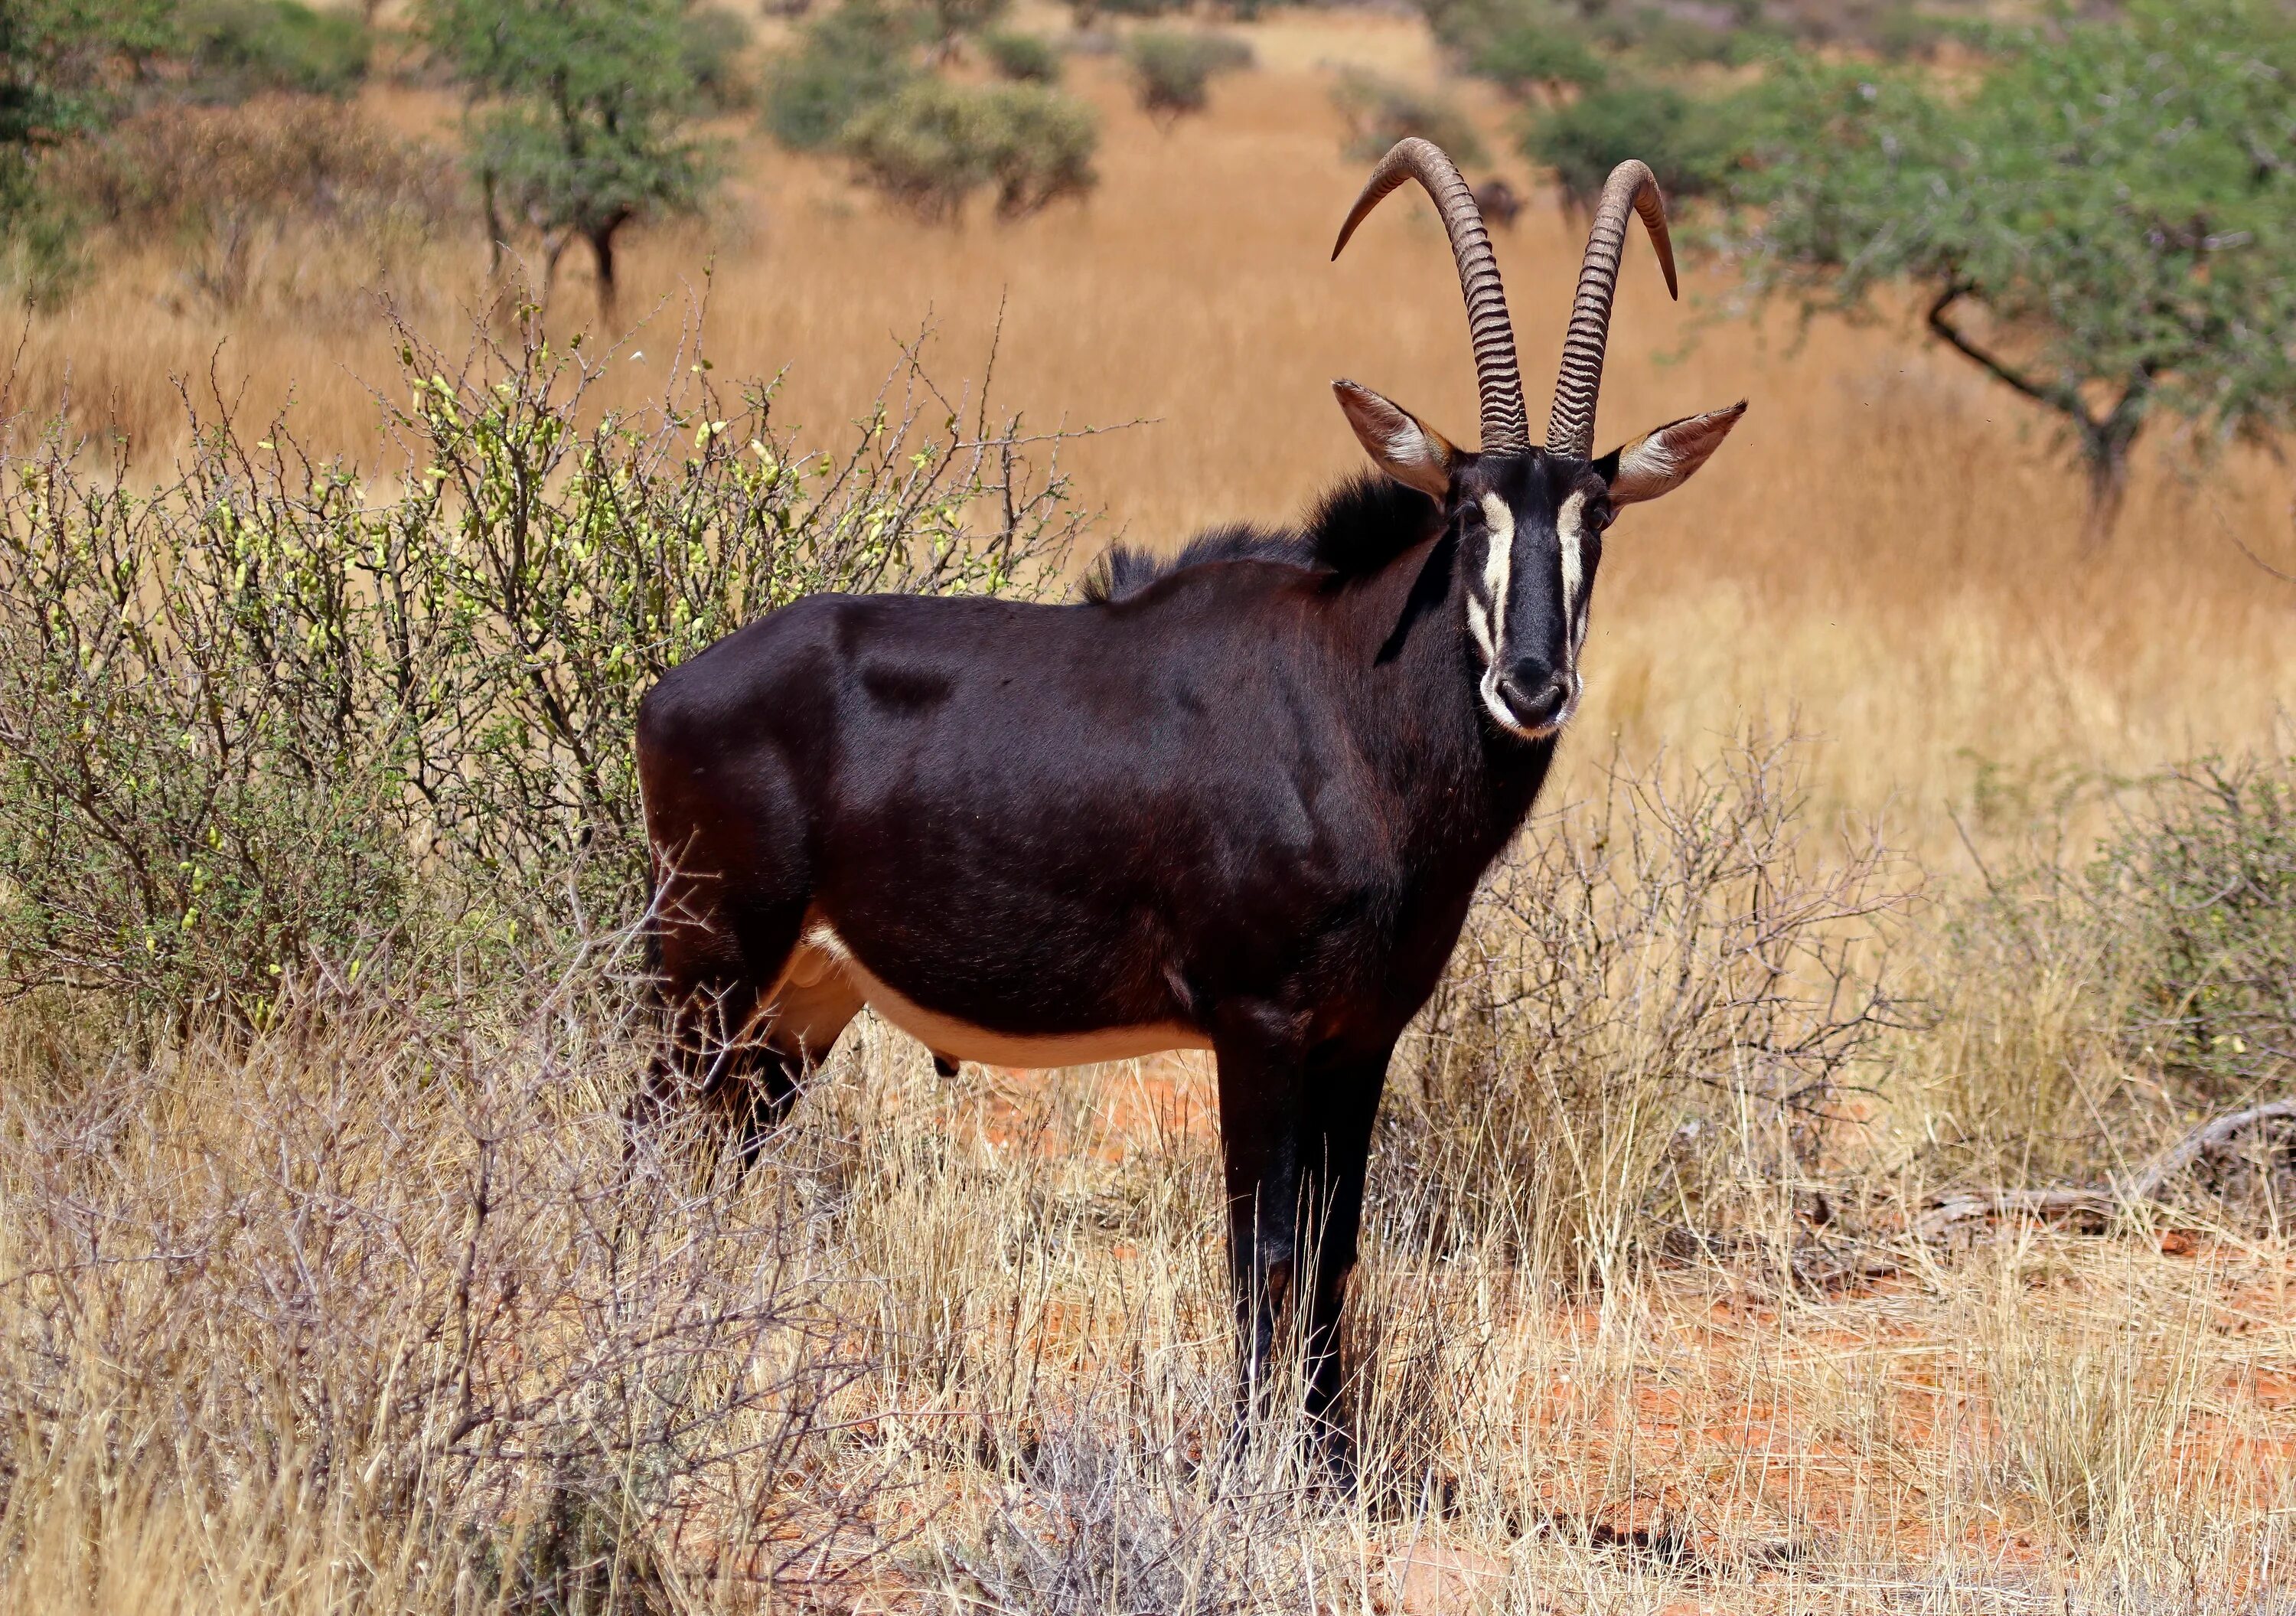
left=2122, top=1096, right=2296, bottom=1202
left=1914, top=1097, right=2296, bottom=1244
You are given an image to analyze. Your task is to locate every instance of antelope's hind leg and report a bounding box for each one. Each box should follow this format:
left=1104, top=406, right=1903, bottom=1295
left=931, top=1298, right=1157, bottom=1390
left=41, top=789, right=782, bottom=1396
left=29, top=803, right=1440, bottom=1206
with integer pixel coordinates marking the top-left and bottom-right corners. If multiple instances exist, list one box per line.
left=734, top=936, right=863, bottom=1157
left=640, top=873, right=857, bottom=1159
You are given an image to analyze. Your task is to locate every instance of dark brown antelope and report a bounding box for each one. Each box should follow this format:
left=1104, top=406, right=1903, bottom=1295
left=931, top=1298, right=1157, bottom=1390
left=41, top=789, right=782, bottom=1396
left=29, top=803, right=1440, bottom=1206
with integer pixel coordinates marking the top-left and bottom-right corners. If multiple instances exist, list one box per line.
left=634, top=139, right=1744, bottom=1449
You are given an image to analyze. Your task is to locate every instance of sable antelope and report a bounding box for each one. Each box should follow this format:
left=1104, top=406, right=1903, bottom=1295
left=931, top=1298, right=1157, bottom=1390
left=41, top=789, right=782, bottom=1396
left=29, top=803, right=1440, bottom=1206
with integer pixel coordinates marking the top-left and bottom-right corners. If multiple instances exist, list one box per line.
left=635, top=140, right=1743, bottom=1444
left=1471, top=175, right=1525, bottom=230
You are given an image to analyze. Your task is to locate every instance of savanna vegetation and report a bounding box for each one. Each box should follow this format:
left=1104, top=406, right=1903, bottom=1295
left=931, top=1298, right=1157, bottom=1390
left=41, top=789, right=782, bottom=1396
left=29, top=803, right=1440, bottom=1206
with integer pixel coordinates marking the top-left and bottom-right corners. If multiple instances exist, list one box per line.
left=0, top=0, right=2291, bottom=1611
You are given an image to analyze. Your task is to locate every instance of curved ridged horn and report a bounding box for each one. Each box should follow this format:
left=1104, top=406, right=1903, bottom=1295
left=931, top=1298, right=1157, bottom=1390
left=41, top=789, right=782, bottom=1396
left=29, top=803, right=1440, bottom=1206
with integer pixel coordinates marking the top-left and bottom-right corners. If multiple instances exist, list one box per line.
left=1332, top=138, right=1528, bottom=454
left=1547, top=160, right=1680, bottom=460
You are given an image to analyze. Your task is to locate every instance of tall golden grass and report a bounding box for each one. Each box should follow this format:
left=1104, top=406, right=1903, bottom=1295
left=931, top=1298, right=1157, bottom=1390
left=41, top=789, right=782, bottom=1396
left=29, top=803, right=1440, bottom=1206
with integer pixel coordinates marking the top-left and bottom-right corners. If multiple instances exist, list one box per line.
left=3, top=10, right=2292, bottom=1611
left=2, top=939, right=2289, bottom=1613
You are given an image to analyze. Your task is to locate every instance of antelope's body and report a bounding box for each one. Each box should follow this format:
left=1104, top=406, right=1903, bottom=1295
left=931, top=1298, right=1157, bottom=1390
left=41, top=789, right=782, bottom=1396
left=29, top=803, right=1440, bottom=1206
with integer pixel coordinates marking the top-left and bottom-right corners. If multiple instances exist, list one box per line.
left=637, top=141, right=1744, bottom=1446
left=641, top=485, right=1534, bottom=1076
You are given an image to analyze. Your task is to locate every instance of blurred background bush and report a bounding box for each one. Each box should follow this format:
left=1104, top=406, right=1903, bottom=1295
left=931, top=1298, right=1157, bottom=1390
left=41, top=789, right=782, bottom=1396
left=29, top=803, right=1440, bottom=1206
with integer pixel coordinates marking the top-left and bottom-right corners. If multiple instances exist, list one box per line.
left=1124, top=28, right=1252, bottom=124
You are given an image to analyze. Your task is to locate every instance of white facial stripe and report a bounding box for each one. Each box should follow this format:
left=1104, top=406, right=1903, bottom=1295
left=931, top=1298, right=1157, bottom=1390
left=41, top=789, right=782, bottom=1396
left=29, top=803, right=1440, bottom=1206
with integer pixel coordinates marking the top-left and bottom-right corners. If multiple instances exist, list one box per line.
left=1475, top=492, right=1529, bottom=732
left=1469, top=488, right=1590, bottom=739
left=1466, top=596, right=1493, bottom=660
left=1478, top=492, right=1513, bottom=664
left=1555, top=489, right=1586, bottom=638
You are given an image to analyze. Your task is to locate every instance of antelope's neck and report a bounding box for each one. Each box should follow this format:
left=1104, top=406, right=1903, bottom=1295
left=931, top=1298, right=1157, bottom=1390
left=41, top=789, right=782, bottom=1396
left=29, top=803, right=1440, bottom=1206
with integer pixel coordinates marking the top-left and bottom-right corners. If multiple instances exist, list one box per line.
left=1341, top=531, right=1557, bottom=870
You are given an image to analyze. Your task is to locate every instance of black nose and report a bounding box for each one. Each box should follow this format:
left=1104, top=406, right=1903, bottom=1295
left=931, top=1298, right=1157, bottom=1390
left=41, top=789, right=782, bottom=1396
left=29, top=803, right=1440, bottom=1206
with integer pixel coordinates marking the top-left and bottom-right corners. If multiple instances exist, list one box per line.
left=1498, top=668, right=1573, bottom=729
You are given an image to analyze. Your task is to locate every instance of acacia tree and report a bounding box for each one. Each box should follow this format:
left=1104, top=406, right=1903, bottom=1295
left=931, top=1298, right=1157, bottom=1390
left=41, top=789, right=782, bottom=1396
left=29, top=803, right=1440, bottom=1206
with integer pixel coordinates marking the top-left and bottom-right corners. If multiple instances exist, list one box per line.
left=918, top=0, right=1003, bottom=62
left=1726, top=1, right=2296, bottom=547
left=0, top=0, right=174, bottom=297
left=423, top=0, right=718, bottom=321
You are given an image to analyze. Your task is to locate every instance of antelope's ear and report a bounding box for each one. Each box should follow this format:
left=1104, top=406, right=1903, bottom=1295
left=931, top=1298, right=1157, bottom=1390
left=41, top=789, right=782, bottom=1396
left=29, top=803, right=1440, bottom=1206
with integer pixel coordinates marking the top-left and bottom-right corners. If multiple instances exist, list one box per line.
left=1594, top=401, right=1746, bottom=506
left=1334, top=379, right=1456, bottom=500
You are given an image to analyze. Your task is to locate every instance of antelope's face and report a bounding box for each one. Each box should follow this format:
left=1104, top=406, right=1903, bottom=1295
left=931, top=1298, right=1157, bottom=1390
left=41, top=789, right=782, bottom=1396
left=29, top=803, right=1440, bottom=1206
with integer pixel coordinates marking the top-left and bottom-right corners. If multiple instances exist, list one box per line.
left=1336, top=380, right=1744, bottom=742
left=1456, top=453, right=1606, bottom=736
left=1329, top=139, right=1748, bottom=742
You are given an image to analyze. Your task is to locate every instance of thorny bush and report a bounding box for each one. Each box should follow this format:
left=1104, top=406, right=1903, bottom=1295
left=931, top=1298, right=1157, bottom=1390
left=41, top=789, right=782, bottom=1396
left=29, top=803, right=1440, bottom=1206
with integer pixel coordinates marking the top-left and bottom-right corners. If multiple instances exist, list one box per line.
left=1378, top=730, right=1910, bottom=1292
left=1928, top=746, right=2296, bottom=1216
left=0, top=300, right=1090, bottom=1030
left=841, top=77, right=1099, bottom=225
left=936, top=1412, right=1332, bottom=1615
left=2095, top=754, right=2296, bottom=1109
left=0, top=952, right=888, bottom=1609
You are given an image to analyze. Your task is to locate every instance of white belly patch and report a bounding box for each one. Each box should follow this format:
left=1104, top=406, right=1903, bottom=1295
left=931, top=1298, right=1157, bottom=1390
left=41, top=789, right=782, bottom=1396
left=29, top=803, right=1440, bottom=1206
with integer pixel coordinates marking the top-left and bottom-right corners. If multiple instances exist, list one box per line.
left=783, top=921, right=1210, bottom=1069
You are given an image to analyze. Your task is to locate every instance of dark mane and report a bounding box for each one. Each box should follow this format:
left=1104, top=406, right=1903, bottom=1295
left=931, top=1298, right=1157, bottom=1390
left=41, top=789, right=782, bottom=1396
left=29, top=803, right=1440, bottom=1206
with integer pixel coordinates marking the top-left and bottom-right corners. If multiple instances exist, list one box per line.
left=1081, top=474, right=1440, bottom=604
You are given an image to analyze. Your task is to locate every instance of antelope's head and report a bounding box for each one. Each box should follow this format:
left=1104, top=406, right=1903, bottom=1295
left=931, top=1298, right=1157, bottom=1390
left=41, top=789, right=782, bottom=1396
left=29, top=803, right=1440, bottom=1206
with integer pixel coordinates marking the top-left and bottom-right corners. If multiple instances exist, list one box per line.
left=1331, top=140, right=1743, bottom=739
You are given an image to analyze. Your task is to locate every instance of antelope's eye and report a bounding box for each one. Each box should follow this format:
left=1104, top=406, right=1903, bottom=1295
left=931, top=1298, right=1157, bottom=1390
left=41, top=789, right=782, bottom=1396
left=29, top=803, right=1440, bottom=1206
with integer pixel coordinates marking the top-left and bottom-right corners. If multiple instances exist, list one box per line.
left=1586, top=504, right=1615, bottom=534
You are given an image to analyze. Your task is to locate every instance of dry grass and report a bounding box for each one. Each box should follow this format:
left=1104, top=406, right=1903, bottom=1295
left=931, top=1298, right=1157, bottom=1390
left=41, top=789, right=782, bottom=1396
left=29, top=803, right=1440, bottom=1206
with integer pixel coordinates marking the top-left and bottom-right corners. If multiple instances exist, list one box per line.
left=3, top=7, right=2294, bottom=1611
left=2, top=965, right=2288, bottom=1614
left=0, top=733, right=2285, bottom=1613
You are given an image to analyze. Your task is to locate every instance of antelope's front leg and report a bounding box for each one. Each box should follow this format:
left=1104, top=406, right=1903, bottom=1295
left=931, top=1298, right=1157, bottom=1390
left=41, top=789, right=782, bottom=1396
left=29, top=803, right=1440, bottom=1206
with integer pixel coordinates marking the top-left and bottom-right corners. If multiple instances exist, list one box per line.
left=1293, top=1040, right=1394, bottom=1471
left=1212, top=1004, right=1312, bottom=1418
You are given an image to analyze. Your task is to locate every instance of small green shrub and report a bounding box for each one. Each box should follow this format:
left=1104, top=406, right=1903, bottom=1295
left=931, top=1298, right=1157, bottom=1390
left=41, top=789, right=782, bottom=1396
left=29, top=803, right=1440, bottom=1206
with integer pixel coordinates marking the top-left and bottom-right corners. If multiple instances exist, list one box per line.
left=181, top=0, right=373, bottom=99
left=1867, top=2, right=1952, bottom=61
left=1124, top=30, right=1253, bottom=123
left=2092, top=756, right=2296, bottom=1107
left=1330, top=70, right=1488, bottom=168
left=680, top=5, right=755, bottom=112
left=1069, top=0, right=1176, bottom=23
left=1417, top=0, right=1514, bottom=56
left=1518, top=79, right=1731, bottom=214
left=0, top=305, right=1087, bottom=1030
left=0, top=165, right=88, bottom=309
left=980, top=28, right=1062, bottom=83
left=843, top=78, right=1097, bottom=223
left=983, top=82, right=1098, bottom=216
left=47, top=98, right=461, bottom=307
left=1922, top=747, right=2296, bottom=1203
left=1603, top=11, right=1738, bottom=66
left=920, top=0, right=1009, bottom=53
left=763, top=0, right=920, bottom=152
left=841, top=80, right=991, bottom=221
left=1466, top=21, right=1607, bottom=98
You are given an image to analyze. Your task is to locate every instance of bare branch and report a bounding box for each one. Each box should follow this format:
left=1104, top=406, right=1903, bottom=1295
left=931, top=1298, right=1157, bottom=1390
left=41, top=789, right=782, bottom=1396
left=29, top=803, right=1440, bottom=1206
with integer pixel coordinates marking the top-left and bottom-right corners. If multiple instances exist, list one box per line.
left=1926, top=282, right=2099, bottom=437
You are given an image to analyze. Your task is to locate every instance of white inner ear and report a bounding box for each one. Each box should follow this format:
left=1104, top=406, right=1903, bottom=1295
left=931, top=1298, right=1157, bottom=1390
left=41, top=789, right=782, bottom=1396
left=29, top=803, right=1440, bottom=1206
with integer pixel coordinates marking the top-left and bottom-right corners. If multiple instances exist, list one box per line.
left=1613, top=433, right=1684, bottom=504
left=1378, top=416, right=1447, bottom=486
left=1339, top=384, right=1449, bottom=495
